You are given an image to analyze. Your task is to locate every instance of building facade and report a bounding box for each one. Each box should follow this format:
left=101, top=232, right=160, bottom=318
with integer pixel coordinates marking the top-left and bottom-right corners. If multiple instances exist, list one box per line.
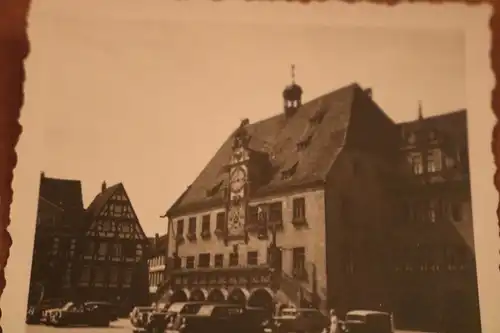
left=27, top=177, right=150, bottom=315
left=77, top=181, right=150, bottom=311
left=27, top=173, right=85, bottom=304
left=148, top=233, right=168, bottom=304
left=161, top=80, right=481, bottom=332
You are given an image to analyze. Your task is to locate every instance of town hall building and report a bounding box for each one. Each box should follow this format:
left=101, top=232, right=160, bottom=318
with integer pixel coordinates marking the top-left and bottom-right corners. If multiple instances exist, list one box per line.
left=161, top=73, right=481, bottom=332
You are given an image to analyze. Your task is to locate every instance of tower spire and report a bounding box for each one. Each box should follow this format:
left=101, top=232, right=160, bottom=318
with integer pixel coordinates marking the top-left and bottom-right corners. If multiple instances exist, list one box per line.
left=418, top=100, right=423, bottom=120
left=291, top=64, right=296, bottom=84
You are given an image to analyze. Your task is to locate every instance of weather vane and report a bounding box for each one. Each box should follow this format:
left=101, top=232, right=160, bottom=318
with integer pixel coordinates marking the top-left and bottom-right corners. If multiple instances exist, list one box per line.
left=291, top=64, right=297, bottom=84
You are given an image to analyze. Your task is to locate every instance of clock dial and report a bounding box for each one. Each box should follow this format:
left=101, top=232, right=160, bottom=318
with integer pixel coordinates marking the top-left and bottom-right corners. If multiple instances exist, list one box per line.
left=228, top=207, right=244, bottom=235
left=230, top=167, right=247, bottom=193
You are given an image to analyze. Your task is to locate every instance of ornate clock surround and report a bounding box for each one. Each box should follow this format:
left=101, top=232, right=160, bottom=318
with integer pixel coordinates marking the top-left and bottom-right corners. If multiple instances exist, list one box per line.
left=225, top=122, right=251, bottom=244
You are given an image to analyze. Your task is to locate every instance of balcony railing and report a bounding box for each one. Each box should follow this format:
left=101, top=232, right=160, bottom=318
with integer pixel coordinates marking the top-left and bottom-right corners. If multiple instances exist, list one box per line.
left=168, top=264, right=273, bottom=289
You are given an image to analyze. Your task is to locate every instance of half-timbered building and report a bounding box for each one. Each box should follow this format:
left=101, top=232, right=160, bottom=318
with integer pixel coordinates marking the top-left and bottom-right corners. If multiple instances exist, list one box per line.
left=148, top=233, right=168, bottom=305
left=75, top=181, right=150, bottom=312
left=160, top=76, right=481, bottom=333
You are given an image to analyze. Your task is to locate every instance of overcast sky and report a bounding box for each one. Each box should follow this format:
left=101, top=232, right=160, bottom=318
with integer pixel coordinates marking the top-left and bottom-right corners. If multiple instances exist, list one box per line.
left=23, top=0, right=466, bottom=237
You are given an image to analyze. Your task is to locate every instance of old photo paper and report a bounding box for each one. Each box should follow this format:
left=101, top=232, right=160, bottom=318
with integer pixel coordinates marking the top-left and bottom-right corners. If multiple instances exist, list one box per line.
left=1, top=1, right=498, bottom=333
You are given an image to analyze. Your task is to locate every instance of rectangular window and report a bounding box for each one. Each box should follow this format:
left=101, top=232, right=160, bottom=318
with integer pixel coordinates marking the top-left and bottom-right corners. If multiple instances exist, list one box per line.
left=80, top=266, right=90, bottom=282
left=186, top=256, right=195, bottom=269
left=216, top=212, right=226, bottom=231
left=109, top=266, right=118, bottom=284
left=123, top=269, right=132, bottom=286
left=201, top=215, right=211, bottom=233
left=428, top=201, right=437, bottom=223
left=85, top=241, right=95, bottom=257
left=112, top=243, right=122, bottom=258
left=98, top=242, right=108, bottom=256
left=409, top=152, right=423, bottom=175
left=269, top=202, right=283, bottom=222
left=214, top=254, right=224, bottom=268
left=248, top=206, right=259, bottom=225
left=188, top=217, right=197, bottom=234
left=292, top=198, right=306, bottom=221
left=94, top=267, right=105, bottom=283
left=427, top=148, right=443, bottom=173
left=198, top=253, right=210, bottom=268
left=292, top=247, right=306, bottom=280
left=247, top=251, right=258, bottom=266
left=229, top=253, right=239, bottom=267
left=176, top=219, right=184, bottom=235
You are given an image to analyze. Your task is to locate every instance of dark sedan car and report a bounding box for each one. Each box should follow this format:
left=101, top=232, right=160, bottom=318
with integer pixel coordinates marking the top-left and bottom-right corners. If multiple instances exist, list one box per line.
left=166, top=303, right=265, bottom=333
left=48, top=301, right=112, bottom=327
left=26, top=298, right=66, bottom=325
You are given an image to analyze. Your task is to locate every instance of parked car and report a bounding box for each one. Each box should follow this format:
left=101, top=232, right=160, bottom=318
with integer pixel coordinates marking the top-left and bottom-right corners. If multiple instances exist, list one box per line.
left=130, top=306, right=156, bottom=332
left=139, top=302, right=210, bottom=333
left=47, top=301, right=112, bottom=327
left=264, top=307, right=330, bottom=333
left=85, top=301, right=119, bottom=321
left=166, top=303, right=264, bottom=333
left=41, top=301, right=74, bottom=325
left=26, top=298, right=66, bottom=325
left=343, top=310, right=393, bottom=333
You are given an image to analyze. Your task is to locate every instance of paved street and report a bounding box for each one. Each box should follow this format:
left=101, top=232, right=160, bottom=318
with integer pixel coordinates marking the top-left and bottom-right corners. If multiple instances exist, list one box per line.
left=25, top=319, right=134, bottom=332
left=25, top=319, right=434, bottom=333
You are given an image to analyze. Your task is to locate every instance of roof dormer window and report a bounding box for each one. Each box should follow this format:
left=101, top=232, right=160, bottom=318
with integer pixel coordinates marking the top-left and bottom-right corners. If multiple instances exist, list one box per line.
left=310, top=107, right=326, bottom=124
left=297, top=135, right=312, bottom=151
left=281, top=161, right=298, bottom=180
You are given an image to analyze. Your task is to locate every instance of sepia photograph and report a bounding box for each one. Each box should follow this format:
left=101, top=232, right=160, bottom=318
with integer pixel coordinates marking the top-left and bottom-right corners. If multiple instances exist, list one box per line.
left=1, top=1, right=496, bottom=333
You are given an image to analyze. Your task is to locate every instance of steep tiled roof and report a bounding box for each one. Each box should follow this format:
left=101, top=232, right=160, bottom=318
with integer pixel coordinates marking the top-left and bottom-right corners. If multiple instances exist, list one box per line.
left=86, top=183, right=121, bottom=217
left=38, top=174, right=85, bottom=228
left=39, top=174, right=84, bottom=211
left=167, top=83, right=364, bottom=216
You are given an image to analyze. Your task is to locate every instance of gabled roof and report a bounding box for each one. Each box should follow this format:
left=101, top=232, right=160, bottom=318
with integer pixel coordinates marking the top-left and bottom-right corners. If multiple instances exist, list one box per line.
left=85, top=182, right=149, bottom=241
left=86, top=183, right=121, bottom=217
left=167, top=83, right=364, bottom=216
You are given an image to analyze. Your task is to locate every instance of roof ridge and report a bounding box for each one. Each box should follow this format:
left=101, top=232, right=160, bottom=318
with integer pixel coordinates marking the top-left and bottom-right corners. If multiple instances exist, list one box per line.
left=42, top=176, right=82, bottom=183
left=397, top=108, right=466, bottom=125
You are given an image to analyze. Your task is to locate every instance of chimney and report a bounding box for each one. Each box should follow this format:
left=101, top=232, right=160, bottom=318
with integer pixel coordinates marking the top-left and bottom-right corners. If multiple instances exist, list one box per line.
left=155, top=233, right=159, bottom=246
left=101, top=181, right=107, bottom=193
left=40, top=171, right=45, bottom=178
left=365, top=88, right=372, bottom=98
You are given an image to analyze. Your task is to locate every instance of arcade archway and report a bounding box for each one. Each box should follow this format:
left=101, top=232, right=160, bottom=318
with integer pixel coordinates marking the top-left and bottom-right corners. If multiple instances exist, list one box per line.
left=248, top=288, right=274, bottom=311
left=227, top=288, right=250, bottom=306
left=170, top=288, right=190, bottom=302
left=189, top=288, right=209, bottom=302
left=207, top=288, right=228, bottom=302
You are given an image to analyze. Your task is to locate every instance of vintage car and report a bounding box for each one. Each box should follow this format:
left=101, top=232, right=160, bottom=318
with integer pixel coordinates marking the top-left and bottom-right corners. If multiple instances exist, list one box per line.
left=85, top=301, right=120, bottom=321
left=141, top=302, right=210, bottom=333
left=343, top=310, right=393, bottom=333
left=166, top=303, right=267, bottom=333
left=264, top=307, right=330, bottom=333
left=165, top=303, right=243, bottom=333
left=46, top=301, right=112, bottom=327
left=26, top=298, right=66, bottom=325
left=130, top=306, right=156, bottom=332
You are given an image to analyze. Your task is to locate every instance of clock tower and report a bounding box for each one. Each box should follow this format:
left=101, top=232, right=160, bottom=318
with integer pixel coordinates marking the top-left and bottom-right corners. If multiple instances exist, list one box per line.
left=226, top=119, right=251, bottom=243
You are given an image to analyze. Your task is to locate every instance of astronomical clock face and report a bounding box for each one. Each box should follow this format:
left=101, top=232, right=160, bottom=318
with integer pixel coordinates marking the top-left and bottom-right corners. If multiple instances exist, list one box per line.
left=227, top=206, right=245, bottom=236
left=230, top=167, right=247, bottom=194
